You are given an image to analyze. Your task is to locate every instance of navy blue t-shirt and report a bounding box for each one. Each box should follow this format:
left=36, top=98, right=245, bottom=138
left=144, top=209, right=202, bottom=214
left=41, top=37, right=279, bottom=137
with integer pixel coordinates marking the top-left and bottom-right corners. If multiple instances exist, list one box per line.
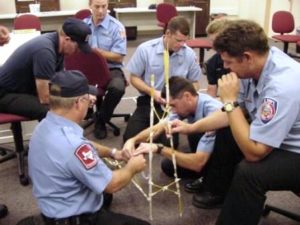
left=0, top=32, right=64, bottom=95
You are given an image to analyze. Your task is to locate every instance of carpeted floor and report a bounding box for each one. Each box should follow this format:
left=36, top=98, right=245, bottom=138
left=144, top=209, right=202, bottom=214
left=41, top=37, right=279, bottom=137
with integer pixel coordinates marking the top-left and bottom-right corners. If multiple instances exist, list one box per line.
left=1, top=34, right=300, bottom=225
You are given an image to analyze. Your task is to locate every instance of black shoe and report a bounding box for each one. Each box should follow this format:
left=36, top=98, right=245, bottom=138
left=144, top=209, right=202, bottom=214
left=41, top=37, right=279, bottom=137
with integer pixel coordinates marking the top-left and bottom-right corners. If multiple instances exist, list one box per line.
left=192, top=192, right=224, bottom=209
left=0, top=204, right=8, bottom=219
left=184, top=178, right=205, bottom=193
left=94, top=123, right=107, bottom=139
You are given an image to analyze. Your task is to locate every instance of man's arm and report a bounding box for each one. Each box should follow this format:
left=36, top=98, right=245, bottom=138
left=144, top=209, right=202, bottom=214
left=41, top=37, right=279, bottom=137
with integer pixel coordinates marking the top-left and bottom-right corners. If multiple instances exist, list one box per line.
left=218, top=72, right=272, bottom=161
left=93, top=48, right=124, bottom=64
left=136, top=143, right=210, bottom=172
left=104, top=154, right=146, bottom=193
left=171, top=110, right=229, bottom=134
left=130, top=74, right=165, bottom=104
left=35, top=79, right=50, bottom=104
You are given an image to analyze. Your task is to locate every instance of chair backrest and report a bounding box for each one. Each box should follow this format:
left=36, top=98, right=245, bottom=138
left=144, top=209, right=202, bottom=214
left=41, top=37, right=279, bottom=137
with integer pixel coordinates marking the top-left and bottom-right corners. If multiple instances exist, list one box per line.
left=14, top=14, right=41, bottom=31
left=272, top=11, right=295, bottom=34
left=156, top=3, right=177, bottom=25
left=74, top=9, right=92, bottom=20
left=64, top=49, right=111, bottom=96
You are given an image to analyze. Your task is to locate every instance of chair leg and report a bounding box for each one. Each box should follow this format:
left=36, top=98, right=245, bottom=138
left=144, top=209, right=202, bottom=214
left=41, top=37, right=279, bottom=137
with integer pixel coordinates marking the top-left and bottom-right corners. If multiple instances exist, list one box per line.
left=263, top=204, right=300, bottom=222
left=283, top=42, right=289, bottom=53
left=11, top=122, right=29, bottom=186
left=106, top=121, right=120, bottom=136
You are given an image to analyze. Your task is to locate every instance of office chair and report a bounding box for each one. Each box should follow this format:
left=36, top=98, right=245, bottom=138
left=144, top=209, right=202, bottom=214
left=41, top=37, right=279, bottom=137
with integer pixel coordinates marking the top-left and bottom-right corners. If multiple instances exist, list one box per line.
left=156, top=3, right=177, bottom=32
left=13, top=14, right=41, bottom=31
left=272, top=11, right=300, bottom=54
left=186, top=38, right=213, bottom=66
left=74, top=9, right=92, bottom=20
left=0, top=113, right=31, bottom=186
left=263, top=192, right=300, bottom=222
left=64, top=49, right=130, bottom=136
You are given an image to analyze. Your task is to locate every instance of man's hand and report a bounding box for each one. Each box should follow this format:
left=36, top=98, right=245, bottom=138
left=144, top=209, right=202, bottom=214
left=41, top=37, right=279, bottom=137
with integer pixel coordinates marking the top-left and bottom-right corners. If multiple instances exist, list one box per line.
left=126, top=154, right=147, bottom=174
left=170, top=119, right=192, bottom=134
left=0, top=26, right=10, bottom=46
left=153, top=90, right=166, bottom=104
left=122, top=139, right=136, bottom=160
left=218, top=72, right=240, bottom=103
left=134, top=142, right=158, bottom=155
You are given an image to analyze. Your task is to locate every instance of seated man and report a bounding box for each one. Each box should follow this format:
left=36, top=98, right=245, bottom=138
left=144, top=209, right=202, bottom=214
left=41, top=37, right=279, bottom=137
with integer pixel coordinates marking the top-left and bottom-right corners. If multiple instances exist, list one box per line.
left=0, top=24, right=10, bottom=220
left=84, top=0, right=127, bottom=139
left=29, top=70, right=150, bottom=225
left=123, top=16, right=201, bottom=146
left=172, top=20, right=300, bottom=225
left=0, top=18, right=91, bottom=121
left=124, top=77, right=242, bottom=209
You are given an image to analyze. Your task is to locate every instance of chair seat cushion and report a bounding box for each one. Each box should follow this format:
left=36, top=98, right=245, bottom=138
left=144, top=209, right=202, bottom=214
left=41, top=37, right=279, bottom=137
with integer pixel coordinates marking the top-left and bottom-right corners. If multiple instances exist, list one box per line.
left=0, top=113, right=29, bottom=124
left=186, top=38, right=213, bottom=49
left=272, top=34, right=300, bottom=43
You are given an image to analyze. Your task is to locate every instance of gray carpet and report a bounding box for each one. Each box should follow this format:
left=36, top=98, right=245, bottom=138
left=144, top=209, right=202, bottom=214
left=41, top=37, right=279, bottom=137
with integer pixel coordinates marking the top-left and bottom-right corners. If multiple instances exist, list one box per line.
left=1, top=34, right=300, bottom=225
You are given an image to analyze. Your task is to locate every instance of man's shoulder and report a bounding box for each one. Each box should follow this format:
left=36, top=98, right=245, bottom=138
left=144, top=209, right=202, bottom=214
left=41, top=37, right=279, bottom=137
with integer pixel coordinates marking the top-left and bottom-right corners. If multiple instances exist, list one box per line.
left=108, top=15, right=125, bottom=29
left=139, top=37, right=161, bottom=49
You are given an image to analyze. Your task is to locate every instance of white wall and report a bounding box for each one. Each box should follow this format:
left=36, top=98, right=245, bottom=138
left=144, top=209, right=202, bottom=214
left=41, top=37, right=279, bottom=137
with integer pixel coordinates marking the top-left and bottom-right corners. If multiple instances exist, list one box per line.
left=0, top=0, right=16, bottom=13
left=60, top=1, right=89, bottom=10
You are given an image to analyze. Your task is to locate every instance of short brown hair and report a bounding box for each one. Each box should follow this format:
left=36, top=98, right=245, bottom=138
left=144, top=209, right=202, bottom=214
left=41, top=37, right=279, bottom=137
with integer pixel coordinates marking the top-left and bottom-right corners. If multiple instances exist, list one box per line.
left=213, top=19, right=269, bottom=58
left=162, top=76, right=197, bottom=99
left=206, top=18, right=232, bottom=36
left=166, top=16, right=190, bottom=36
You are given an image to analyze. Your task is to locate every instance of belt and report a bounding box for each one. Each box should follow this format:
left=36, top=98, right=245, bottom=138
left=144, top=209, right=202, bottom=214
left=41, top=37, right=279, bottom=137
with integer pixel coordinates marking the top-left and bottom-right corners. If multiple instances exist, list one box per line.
left=42, top=209, right=100, bottom=225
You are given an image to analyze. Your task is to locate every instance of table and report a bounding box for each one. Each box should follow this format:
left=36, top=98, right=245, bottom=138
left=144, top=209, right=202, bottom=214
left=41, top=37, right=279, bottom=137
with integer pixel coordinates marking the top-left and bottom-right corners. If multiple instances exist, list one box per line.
left=0, top=30, right=41, bottom=66
left=114, top=6, right=202, bottom=38
left=0, top=10, right=77, bottom=32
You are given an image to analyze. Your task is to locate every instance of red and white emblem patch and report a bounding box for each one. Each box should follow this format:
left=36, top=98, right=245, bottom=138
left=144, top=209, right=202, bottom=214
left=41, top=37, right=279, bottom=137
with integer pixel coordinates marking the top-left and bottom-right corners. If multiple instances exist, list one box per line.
left=75, top=144, right=97, bottom=170
left=260, top=98, right=277, bottom=124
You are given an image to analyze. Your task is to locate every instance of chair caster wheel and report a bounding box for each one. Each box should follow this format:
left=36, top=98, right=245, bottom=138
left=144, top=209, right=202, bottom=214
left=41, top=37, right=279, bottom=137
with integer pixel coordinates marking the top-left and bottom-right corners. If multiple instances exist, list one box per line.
left=124, top=115, right=130, bottom=122
left=20, top=175, right=29, bottom=186
left=113, top=129, right=120, bottom=136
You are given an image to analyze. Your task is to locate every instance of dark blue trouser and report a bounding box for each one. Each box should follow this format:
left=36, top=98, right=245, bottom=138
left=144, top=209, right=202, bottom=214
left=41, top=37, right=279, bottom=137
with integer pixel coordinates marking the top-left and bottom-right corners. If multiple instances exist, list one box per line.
left=216, top=149, right=300, bottom=225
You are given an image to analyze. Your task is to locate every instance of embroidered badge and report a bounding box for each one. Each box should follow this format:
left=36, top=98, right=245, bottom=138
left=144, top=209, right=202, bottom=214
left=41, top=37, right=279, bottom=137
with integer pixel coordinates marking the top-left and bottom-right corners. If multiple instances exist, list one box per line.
left=260, top=98, right=277, bottom=124
left=75, top=144, right=97, bottom=170
left=119, top=29, right=126, bottom=39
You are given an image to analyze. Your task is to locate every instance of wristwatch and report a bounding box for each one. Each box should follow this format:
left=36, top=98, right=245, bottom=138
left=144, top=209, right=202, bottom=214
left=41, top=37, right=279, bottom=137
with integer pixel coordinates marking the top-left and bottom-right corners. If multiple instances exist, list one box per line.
left=156, top=143, right=164, bottom=154
left=221, top=101, right=239, bottom=112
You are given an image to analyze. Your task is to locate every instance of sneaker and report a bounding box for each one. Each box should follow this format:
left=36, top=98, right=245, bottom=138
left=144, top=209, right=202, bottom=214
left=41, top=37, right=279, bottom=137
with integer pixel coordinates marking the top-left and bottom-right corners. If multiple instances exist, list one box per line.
left=184, top=177, right=205, bottom=193
left=0, top=204, right=8, bottom=219
left=192, top=191, right=224, bottom=209
left=94, top=123, right=107, bottom=139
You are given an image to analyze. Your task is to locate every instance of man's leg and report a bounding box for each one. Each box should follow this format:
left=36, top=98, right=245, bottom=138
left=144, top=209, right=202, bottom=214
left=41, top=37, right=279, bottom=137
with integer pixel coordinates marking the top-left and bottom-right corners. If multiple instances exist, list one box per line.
left=193, top=127, right=243, bottom=208
left=216, top=150, right=300, bottom=225
left=0, top=93, right=48, bottom=120
left=94, top=208, right=150, bottom=225
left=94, top=69, right=126, bottom=139
left=0, top=204, right=8, bottom=219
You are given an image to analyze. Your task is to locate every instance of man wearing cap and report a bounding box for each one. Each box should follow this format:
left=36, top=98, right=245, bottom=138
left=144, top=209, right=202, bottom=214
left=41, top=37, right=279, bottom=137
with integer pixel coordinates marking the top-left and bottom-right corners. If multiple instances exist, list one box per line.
left=0, top=18, right=91, bottom=121
left=28, top=70, right=150, bottom=225
left=84, top=0, right=127, bottom=139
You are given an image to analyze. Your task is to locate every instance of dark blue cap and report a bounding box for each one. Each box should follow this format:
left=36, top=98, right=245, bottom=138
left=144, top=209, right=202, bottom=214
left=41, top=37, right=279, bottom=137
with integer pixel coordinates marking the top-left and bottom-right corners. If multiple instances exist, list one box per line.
left=62, top=18, right=92, bottom=53
left=50, top=70, right=98, bottom=97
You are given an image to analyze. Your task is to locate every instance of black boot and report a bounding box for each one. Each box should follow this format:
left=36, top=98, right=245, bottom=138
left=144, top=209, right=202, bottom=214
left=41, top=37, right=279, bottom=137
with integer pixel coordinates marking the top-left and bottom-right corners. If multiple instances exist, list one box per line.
left=192, top=191, right=224, bottom=209
left=184, top=177, right=205, bottom=193
left=94, top=116, right=107, bottom=140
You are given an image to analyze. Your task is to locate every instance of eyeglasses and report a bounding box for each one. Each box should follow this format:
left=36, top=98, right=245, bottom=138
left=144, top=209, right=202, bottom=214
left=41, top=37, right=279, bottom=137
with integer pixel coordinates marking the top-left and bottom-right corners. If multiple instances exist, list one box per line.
left=78, top=95, right=95, bottom=108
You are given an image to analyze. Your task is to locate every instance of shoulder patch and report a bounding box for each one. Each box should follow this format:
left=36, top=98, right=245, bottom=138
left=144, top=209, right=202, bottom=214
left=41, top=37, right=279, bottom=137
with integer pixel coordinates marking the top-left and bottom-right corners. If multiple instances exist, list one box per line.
left=75, top=144, right=97, bottom=170
left=260, top=98, right=277, bottom=124
left=119, top=29, right=126, bottom=39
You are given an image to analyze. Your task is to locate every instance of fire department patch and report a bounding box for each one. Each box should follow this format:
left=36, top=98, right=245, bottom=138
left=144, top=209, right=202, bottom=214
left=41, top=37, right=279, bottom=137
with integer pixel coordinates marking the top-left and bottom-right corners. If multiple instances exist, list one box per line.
left=260, top=98, right=277, bottom=124
left=75, top=144, right=97, bottom=170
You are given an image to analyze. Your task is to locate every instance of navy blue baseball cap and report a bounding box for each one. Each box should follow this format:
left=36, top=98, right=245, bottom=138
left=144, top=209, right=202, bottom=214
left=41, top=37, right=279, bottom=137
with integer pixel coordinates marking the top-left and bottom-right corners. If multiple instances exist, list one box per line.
left=50, top=70, right=98, bottom=97
left=62, top=18, right=92, bottom=53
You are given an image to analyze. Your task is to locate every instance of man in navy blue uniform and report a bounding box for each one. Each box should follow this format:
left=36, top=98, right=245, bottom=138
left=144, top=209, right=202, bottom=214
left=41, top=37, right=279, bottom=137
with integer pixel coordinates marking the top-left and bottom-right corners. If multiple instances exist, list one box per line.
left=29, top=70, right=150, bottom=225
left=0, top=18, right=91, bottom=121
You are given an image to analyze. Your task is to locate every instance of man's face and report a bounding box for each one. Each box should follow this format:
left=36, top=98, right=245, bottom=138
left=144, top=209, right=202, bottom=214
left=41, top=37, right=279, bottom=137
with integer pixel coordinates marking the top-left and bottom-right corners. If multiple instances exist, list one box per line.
left=169, top=93, right=191, bottom=117
left=165, top=30, right=188, bottom=52
left=220, top=52, right=251, bottom=78
left=62, top=37, right=80, bottom=56
left=89, top=0, right=108, bottom=24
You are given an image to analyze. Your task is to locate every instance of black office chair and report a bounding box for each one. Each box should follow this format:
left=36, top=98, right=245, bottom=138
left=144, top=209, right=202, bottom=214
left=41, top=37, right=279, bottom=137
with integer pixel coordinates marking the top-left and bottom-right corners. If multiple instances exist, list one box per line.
left=64, top=49, right=130, bottom=136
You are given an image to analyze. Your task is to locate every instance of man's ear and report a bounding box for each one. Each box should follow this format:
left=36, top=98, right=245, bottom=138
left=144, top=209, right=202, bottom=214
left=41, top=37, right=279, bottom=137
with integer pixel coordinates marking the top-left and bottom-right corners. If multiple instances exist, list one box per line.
left=243, top=51, right=252, bottom=61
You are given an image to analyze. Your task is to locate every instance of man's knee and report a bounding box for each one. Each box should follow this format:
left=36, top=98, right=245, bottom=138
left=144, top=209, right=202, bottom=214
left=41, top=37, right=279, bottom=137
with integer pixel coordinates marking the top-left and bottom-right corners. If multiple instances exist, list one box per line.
left=161, top=159, right=174, bottom=177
